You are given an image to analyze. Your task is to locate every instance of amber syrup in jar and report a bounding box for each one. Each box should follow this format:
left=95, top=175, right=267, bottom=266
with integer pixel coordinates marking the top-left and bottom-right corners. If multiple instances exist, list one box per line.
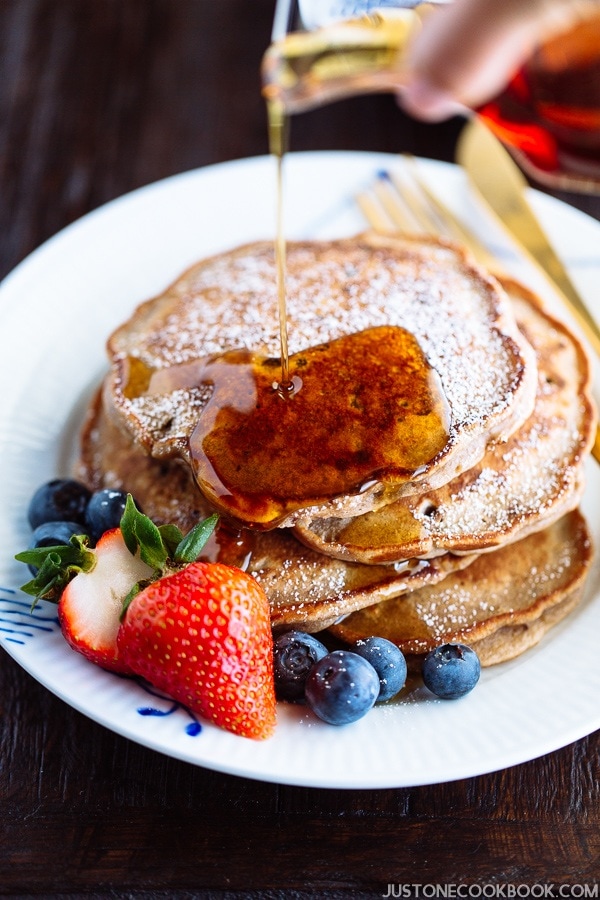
left=478, top=14, right=600, bottom=191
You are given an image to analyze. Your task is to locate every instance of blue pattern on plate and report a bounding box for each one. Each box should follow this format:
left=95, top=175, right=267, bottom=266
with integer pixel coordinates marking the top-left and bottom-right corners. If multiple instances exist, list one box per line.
left=133, top=679, right=202, bottom=736
left=0, top=585, right=202, bottom=736
left=0, top=588, right=59, bottom=645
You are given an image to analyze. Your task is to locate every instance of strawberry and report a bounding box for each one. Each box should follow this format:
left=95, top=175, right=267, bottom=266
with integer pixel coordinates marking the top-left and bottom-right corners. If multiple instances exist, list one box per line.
left=15, top=522, right=155, bottom=673
left=117, top=562, right=276, bottom=740
left=16, top=494, right=276, bottom=739
left=58, top=528, right=154, bottom=673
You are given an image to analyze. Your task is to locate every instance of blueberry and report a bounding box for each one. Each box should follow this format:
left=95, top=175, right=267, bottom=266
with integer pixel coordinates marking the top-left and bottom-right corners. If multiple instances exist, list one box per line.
left=27, top=521, right=85, bottom=574
left=353, top=636, right=407, bottom=702
left=28, top=479, right=91, bottom=530
left=422, top=643, right=481, bottom=700
left=304, top=650, right=380, bottom=725
left=85, top=488, right=129, bottom=542
left=29, top=520, right=85, bottom=549
left=273, top=631, right=329, bottom=702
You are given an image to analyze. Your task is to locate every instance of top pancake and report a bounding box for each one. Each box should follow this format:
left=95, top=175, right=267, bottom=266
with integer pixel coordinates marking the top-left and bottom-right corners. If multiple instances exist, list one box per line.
left=103, top=233, right=537, bottom=528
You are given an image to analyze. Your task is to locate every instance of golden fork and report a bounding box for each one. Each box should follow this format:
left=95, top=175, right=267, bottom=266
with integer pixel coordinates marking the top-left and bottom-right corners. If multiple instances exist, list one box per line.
left=357, top=158, right=600, bottom=464
left=358, top=158, right=507, bottom=275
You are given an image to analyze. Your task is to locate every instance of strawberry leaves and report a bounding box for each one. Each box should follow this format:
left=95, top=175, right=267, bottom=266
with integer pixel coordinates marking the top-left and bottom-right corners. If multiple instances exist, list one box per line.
left=119, top=494, right=218, bottom=568
left=15, top=534, right=95, bottom=603
left=173, top=513, right=219, bottom=564
left=118, top=496, right=219, bottom=616
left=120, top=495, right=169, bottom=569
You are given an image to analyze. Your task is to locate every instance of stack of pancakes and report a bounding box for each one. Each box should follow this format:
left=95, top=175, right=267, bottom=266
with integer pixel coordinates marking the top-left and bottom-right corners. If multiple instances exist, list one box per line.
left=77, top=233, right=596, bottom=667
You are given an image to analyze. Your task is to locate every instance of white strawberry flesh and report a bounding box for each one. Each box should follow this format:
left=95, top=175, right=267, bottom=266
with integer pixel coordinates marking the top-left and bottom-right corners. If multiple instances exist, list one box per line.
left=58, top=528, right=154, bottom=673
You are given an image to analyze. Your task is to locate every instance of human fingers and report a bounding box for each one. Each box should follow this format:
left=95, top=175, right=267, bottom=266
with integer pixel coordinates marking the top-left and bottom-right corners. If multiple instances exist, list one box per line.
left=399, top=0, right=599, bottom=121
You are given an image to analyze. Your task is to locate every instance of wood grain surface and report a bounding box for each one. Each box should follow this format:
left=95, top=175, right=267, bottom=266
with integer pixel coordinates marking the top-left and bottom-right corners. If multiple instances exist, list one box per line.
left=1, top=1, right=599, bottom=897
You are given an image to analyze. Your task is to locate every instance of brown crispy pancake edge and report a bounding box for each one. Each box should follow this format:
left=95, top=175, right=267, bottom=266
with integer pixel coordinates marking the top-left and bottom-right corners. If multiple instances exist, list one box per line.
left=329, top=509, right=593, bottom=666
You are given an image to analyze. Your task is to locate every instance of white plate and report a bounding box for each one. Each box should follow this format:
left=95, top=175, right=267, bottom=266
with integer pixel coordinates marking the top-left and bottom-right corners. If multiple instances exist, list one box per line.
left=1, top=151, right=600, bottom=789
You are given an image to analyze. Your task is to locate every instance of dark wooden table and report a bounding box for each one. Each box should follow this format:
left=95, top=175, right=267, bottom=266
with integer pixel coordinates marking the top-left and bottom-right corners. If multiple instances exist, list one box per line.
left=1, top=2, right=599, bottom=897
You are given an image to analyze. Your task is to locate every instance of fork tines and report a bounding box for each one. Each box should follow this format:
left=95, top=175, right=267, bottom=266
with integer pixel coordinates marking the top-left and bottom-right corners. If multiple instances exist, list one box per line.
left=358, top=158, right=501, bottom=274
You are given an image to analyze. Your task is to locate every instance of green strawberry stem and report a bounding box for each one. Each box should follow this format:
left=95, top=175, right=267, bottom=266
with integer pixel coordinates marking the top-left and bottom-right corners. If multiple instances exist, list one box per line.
left=15, top=535, right=96, bottom=604
left=119, top=496, right=219, bottom=616
left=174, top=513, right=219, bottom=564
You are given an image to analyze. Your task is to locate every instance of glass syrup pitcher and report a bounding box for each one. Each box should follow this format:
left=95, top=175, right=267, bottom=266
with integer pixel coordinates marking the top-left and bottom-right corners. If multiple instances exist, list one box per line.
left=262, top=0, right=600, bottom=192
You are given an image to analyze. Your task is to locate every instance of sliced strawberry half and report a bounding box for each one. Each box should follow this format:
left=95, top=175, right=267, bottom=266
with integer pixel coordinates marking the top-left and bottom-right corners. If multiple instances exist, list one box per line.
left=16, top=497, right=218, bottom=674
left=17, top=496, right=276, bottom=739
left=58, top=528, right=154, bottom=673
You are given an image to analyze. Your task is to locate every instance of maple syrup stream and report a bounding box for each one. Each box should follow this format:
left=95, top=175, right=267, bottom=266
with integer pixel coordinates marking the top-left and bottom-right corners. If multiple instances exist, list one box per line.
left=130, top=94, right=451, bottom=532
left=183, top=97, right=451, bottom=528
left=268, top=99, right=294, bottom=394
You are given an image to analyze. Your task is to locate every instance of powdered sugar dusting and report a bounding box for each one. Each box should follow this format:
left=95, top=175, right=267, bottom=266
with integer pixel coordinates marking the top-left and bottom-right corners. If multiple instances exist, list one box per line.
left=408, top=286, right=592, bottom=545
left=413, top=530, right=578, bottom=641
left=247, top=529, right=473, bottom=627
left=413, top=420, right=583, bottom=541
left=300, top=285, right=593, bottom=556
left=127, top=385, right=213, bottom=451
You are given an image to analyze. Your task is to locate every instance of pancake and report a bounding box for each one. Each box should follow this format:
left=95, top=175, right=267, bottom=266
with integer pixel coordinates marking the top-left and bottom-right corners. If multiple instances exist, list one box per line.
left=329, top=509, right=593, bottom=666
left=294, top=279, right=596, bottom=562
left=76, top=391, right=478, bottom=632
left=102, top=233, right=537, bottom=528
